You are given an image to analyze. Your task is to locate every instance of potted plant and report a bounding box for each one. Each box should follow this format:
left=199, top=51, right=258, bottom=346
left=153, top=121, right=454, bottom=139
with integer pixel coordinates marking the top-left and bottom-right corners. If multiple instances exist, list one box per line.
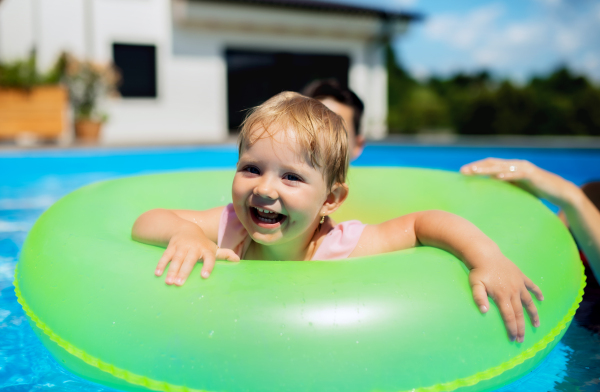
left=0, top=51, right=68, bottom=142
left=61, top=54, right=120, bottom=143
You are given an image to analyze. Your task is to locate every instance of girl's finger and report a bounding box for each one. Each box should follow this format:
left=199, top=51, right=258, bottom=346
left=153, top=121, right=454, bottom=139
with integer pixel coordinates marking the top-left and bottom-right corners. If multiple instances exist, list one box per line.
left=216, top=248, right=240, bottom=262
left=156, top=246, right=176, bottom=276
left=524, top=276, right=544, bottom=301
left=175, top=250, right=200, bottom=286
left=470, top=282, right=490, bottom=313
left=521, top=290, right=540, bottom=328
left=495, top=295, right=518, bottom=342
left=511, top=295, right=525, bottom=343
left=165, top=249, right=187, bottom=284
left=200, top=251, right=216, bottom=279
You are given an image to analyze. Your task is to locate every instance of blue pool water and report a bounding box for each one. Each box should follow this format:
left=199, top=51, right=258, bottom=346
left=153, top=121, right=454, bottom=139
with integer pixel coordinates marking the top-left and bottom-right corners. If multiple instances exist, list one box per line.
left=1, top=144, right=599, bottom=391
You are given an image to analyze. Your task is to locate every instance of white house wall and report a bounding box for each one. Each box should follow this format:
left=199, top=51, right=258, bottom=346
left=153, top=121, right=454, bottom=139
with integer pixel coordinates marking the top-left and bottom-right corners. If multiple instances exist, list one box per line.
left=37, top=0, right=87, bottom=69
left=0, top=0, right=38, bottom=61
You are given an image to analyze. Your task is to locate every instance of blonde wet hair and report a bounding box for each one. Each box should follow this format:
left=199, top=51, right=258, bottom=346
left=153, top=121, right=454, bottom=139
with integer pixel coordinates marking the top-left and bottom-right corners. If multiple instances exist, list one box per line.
left=238, top=91, right=349, bottom=189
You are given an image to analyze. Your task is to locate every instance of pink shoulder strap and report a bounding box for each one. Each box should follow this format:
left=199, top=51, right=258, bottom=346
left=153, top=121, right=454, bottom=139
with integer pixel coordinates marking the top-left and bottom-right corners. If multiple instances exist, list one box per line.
left=311, top=220, right=366, bottom=261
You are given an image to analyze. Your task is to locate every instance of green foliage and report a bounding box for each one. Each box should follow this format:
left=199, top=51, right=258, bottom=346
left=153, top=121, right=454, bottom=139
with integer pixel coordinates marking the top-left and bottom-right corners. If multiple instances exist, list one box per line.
left=58, top=53, right=120, bottom=121
left=0, top=51, right=66, bottom=89
left=387, top=47, right=600, bottom=136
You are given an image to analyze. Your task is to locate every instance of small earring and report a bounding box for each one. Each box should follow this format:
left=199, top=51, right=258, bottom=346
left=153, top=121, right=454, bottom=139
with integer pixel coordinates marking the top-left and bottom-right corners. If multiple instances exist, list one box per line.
left=320, top=215, right=325, bottom=224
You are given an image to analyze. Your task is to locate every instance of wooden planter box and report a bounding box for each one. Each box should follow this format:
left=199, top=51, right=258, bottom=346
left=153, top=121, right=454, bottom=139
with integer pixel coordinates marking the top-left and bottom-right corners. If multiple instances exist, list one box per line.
left=0, top=85, right=68, bottom=140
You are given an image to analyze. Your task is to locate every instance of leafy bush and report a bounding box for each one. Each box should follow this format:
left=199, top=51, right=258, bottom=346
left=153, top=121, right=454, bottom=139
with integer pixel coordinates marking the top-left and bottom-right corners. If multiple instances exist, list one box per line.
left=0, top=51, right=64, bottom=89
left=388, top=46, right=600, bottom=136
left=61, top=53, right=120, bottom=121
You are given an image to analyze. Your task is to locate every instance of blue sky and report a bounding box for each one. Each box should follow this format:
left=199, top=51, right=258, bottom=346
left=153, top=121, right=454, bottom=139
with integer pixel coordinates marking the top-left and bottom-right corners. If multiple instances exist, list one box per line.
left=331, top=0, right=600, bottom=82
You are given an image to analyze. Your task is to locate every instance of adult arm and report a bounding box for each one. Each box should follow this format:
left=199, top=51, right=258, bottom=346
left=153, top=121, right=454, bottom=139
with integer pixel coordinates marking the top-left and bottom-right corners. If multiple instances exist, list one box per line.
left=461, top=158, right=600, bottom=282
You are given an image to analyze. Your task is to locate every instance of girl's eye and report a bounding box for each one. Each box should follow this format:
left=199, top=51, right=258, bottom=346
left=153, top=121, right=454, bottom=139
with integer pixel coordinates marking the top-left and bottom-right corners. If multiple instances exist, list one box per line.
left=244, top=166, right=260, bottom=175
left=284, top=173, right=302, bottom=182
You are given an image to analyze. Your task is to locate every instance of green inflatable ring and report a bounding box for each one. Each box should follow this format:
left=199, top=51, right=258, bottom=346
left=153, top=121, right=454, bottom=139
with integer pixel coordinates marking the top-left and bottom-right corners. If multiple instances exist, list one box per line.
left=15, top=168, right=584, bottom=392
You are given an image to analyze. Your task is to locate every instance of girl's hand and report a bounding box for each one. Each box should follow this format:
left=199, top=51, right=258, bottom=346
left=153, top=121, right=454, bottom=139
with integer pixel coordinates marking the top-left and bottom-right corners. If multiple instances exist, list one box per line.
left=155, top=226, right=240, bottom=286
left=460, top=158, right=579, bottom=208
left=468, top=254, right=544, bottom=343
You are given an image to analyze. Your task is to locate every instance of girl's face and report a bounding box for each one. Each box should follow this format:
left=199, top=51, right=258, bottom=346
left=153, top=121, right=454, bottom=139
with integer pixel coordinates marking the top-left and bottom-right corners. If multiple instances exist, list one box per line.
left=232, top=127, right=329, bottom=247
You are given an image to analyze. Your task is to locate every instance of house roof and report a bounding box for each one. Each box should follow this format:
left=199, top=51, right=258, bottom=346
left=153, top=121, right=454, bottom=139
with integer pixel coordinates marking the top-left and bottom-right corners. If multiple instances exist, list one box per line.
left=190, top=0, right=423, bottom=22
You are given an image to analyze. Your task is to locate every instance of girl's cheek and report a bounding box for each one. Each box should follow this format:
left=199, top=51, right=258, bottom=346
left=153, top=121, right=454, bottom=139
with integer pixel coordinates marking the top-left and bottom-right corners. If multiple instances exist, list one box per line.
left=231, top=178, right=245, bottom=201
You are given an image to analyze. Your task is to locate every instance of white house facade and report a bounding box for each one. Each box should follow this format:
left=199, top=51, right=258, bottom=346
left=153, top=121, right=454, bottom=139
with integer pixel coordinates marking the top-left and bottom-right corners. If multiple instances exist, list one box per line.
left=0, top=0, right=420, bottom=144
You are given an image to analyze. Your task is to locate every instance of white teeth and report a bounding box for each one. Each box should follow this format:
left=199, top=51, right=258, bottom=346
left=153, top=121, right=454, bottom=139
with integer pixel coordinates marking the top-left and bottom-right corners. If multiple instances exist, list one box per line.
left=253, top=206, right=283, bottom=224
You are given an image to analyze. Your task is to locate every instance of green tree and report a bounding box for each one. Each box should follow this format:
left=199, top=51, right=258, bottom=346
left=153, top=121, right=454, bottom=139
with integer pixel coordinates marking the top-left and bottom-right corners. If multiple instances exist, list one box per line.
left=386, top=48, right=600, bottom=136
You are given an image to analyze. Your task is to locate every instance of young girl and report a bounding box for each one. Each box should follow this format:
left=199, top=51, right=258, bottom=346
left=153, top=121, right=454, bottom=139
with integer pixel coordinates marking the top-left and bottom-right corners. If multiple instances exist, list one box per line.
left=132, top=91, right=543, bottom=343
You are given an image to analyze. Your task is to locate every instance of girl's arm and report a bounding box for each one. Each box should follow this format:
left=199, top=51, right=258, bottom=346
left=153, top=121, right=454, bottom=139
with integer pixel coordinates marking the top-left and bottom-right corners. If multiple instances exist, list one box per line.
left=132, top=206, right=239, bottom=285
left=461, top=158, right=600, bottom=283
left=352, top=211, right=543, bottom=343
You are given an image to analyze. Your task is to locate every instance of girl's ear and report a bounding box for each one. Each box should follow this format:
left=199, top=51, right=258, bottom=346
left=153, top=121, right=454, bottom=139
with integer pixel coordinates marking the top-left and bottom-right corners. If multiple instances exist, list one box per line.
left=321, top=183, right=349, bottom=216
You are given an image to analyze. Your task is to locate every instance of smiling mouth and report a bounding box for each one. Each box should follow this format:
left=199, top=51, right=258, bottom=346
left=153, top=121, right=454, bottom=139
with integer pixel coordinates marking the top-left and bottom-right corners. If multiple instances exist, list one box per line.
left=250, top=207, right=286, bottom=226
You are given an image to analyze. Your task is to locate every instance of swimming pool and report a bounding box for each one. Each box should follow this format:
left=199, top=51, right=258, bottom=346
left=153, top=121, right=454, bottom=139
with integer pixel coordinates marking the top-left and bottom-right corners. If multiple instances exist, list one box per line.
left=1, top=144, right=599, bottom=391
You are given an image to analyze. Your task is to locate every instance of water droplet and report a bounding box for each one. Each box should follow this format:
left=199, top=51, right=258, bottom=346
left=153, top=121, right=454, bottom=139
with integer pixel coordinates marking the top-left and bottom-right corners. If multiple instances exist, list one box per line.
left=209, top=330, right=214, bottom=337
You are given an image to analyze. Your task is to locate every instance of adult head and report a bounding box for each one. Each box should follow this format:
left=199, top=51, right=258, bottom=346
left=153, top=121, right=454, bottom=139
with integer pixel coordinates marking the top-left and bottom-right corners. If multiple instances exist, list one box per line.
left=302, top=79, right=366, bottom=160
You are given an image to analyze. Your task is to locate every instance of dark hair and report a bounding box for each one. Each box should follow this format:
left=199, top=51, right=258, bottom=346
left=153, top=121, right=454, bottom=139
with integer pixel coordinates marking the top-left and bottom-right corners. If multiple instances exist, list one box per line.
left=582, top=181, right=600, bottom=210
left=301, top=79, right=364, bottom=136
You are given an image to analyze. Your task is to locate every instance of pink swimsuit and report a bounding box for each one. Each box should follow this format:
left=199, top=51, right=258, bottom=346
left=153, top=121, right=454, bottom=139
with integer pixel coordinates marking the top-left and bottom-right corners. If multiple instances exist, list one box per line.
left=217, top=204, right=366, bottom=260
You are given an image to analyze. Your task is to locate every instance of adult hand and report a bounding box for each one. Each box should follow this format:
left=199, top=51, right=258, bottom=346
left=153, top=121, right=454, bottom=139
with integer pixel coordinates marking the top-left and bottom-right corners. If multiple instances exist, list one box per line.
left=460, top=158, right=579, bottom=208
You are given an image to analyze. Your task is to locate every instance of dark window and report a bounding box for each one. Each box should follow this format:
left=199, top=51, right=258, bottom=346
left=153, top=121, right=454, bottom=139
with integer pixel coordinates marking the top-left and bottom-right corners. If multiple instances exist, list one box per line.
left=226, top=49, right=350, bottom=131
left=112, top=43, right=157, bottom=98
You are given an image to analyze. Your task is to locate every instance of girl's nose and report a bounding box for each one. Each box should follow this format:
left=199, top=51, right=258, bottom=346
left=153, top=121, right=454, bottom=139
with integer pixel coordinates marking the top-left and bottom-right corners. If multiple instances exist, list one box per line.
left=254, top=178, right=278, bottom=200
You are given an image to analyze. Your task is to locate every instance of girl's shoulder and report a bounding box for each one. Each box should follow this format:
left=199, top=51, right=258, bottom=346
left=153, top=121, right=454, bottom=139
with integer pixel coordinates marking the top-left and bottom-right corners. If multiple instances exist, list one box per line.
left=312, top=219, right=366, bottom=260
